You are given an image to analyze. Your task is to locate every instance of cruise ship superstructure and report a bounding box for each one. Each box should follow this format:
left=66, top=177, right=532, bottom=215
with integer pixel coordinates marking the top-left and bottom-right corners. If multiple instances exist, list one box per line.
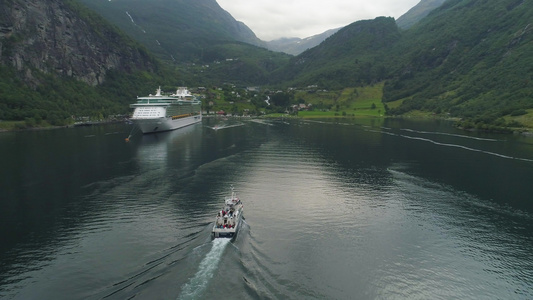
left=130, top=87, right=201, bottom=134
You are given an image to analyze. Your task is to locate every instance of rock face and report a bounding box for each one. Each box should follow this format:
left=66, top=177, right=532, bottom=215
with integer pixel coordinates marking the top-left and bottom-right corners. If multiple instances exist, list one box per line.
left=0, top=0, right=156, bottom=86
left=76, top=0, right=265, bottom=62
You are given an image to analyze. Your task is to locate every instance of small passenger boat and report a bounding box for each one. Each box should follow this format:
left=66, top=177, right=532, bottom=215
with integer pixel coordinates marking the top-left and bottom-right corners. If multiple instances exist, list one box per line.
left=212, top=187, right=244, bottom=239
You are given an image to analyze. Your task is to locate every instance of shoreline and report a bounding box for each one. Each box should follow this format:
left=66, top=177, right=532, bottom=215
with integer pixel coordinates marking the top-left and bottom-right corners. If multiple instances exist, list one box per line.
left=2, top=115, right=532, bottom=137
left=0, top=119, right=128, bottom=133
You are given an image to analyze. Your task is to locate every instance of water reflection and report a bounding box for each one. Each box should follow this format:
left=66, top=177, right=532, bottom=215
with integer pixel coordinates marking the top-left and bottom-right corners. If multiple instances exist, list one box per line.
left=1, top=118, right=533, bottom=299
left=134, top=122, right=201, bottom=172
left=228, top=119, right=533, bottom=299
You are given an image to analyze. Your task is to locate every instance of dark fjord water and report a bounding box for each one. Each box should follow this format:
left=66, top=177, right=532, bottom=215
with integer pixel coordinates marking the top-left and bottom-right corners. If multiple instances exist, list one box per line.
left=1, top=118, right=533, bottom=299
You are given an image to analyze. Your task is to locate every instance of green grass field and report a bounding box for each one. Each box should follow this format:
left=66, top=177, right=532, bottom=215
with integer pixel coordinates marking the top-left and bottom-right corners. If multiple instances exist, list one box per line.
left=383, top=99, right=403, bottom=110
left=0, top=121, right=24, bottom=131
left=504, top=109, right=533, bottom=128
left=296, top=83, right=385, bottom=118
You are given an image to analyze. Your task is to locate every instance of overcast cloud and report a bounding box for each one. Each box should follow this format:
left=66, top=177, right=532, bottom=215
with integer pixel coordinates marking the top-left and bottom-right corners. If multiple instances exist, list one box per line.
left=216, top=0, right=420, bottom=40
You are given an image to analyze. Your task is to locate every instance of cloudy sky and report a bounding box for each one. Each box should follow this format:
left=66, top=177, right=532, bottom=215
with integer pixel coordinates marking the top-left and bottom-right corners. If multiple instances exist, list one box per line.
left=216, top=0, right=420, bottom=41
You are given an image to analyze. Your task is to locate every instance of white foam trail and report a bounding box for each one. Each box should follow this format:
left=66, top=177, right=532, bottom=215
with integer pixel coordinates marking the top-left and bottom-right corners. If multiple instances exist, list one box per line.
left=178, top=239, right=230, bottom=300
left=125, top=11, right=135, bottom=24
left=400, top=135, right=533, bottom=162
left=210, top=123, right=244, bottom=131
left=366, top=129, right=533, bottom=162
left=207, top=123, right=245, bottom=131
left=400, top=128, right=500, bottom=141
left=249, top=119, right=274, bottom=126
left=125, top=11, right=146, bottom=33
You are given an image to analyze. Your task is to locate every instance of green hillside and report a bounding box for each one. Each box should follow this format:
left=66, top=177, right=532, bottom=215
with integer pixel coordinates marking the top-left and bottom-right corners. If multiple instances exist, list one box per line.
left=396, top=0, right=446, bottom=29
left=77, top=0, right=263, bottom=63
left=282, top=0, right=533, bottom=129
left=383, top=0, right=533, bottom=128
left=187, top=42, right=291, bottom=85
left=276, top=17, right=400, bottom=90
left=295, top=83, right=386, bottom=118
left=76, top=0, right=290, bottom=86
left=0, top=0, right=182, bottom=127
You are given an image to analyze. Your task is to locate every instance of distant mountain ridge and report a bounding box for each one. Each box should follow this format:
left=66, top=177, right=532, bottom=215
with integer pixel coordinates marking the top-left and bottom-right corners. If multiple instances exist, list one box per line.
left=264, top=0, right=445, bottom=55
left=265, top=28, right=341, bottom=55
left=275, top=17, right=400, bottom=88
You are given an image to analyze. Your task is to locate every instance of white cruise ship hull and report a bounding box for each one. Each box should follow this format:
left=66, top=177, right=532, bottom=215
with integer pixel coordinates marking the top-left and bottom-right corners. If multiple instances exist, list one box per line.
left=132, top=114, right=202, bottom=134
left=130, top=87, right=202, bottom=134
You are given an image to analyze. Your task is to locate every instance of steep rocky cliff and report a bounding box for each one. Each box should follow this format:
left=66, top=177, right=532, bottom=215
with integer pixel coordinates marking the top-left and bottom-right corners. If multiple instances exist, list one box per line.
left=76, top=0, right=264, bottom=62
left=0, top=0, right=157, bottom=87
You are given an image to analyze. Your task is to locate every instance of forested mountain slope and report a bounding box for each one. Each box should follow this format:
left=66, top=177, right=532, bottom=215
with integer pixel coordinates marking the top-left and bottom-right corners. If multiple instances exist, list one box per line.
left=0, top=0, right=290, bottom=126
left=396, top=0, right=447, bottom=29
left=76, top=0, right=290, bottom=85
left=0, top=0, right=157, bottom=86
left=281, top=0, right=532, bottom=127
left=0, top=0, right=164, bottom=123
left=77, top=0, right=264, bottom=62
left=384, top=0, right=533, bottom=126
left=275, top=17, right=401, bottom=89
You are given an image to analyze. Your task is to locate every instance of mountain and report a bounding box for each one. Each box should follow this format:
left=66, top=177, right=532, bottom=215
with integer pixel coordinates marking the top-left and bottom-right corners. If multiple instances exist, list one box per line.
left=265, top=28, right=341, bottom=55
left=76, top=0, right=265, bottom=62
left=275, top=17, right=400, bottom=89
left=0, top=0, right=166, bottom=124
left=2, top=0, right=532, bottom=130
left=75, top=0, right=290, bottom=86
left=396, top=0, right=447, bottom=29
left=0, top=0, right=290, bottom=125
left=383, top=0, right=533, bottom=126
left=0, top=0, right=157, bottom=87
left=264, top=0, right=445, bottom=56
left=278, top=0, right=533, bottom=128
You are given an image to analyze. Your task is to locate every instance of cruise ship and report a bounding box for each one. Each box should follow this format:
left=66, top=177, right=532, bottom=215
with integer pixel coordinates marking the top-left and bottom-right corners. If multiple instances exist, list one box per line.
left=130, top=87, right=202, bottom=134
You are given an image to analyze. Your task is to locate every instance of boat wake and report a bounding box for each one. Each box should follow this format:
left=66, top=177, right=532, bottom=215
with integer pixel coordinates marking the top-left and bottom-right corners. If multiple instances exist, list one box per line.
left=400, top=128, right=501, bottom=141
left=178, top=238, right=231, bottom=300
left=401, top=134, right=533, bottom=162
left=207, top=123, right=245, bottom=131
left=249, top=119, right=274, bottom=126
left=367, top=129, right=533, bottom=163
